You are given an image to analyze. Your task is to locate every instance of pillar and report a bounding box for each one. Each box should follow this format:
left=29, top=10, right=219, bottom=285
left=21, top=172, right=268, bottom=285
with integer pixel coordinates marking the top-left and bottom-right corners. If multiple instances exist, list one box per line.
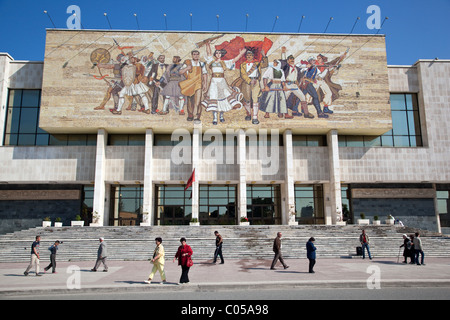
left=92, top=128, right=108, bottom=226
left=191, top=125, right=200, bottom=222
left=141, top=128, right=153, bottom=226
left=327, top=129, right=343, bottom=225
left=237, top=129, right=247, bottom=224
left=283, top=130, right=297, bottom=225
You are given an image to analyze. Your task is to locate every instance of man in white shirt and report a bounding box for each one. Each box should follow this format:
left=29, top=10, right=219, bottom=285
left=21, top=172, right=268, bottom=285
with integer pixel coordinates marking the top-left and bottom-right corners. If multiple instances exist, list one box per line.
left=280, top=47, right=314, bottom=118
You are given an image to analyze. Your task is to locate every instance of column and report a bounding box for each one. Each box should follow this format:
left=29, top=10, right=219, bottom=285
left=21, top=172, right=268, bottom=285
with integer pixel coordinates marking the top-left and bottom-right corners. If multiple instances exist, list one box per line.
left=191, top=125, right=200, bottom=223
left=327, top=129, right=343, bottom=225
left=0, top=53, right=13, bottom=146
left=141, top=128, right=153, bottom=226
left=283, top=130, right=297, bottom=225
left=237, top=129, right=247, bottom=224
left=92, top=128, right=108, bottom=226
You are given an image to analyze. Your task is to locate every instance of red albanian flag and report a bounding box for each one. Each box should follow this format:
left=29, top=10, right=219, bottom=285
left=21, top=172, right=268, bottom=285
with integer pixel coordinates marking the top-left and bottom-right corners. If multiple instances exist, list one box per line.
left=215, top=36, right=273, bottom=68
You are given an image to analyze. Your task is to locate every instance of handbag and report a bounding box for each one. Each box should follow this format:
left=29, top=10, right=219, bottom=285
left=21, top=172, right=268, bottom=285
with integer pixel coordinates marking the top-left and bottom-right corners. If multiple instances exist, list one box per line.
left=186, top=256, right=193, bottom=267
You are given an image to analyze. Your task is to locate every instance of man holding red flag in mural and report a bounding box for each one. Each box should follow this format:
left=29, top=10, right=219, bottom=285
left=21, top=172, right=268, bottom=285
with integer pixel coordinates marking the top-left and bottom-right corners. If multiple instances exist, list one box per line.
left=214, top=36, right=273, bottom=124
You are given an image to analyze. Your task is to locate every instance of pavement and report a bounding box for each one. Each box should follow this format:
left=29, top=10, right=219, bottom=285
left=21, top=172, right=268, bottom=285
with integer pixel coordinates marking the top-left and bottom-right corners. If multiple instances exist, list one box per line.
left=1, top=256, right=450, bottom=297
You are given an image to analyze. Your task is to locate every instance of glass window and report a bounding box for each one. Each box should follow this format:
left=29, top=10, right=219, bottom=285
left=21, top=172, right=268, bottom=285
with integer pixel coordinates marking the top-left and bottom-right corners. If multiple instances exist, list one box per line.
left=292, top=135, right=326, bottom=146
left=21, top=90, right=40, bottom=107
left=198, top=185, right=237, bottom=225
left=18, top=134, right=36, bottom=146
left=6, top=107, right=21, bottom=133
left=246, top=185, right=281, bottom=225
left=155, top=185, right=192, bottom=225
left=386, top=93, right=422, bottom=147
left=4, top=89, right=98, bottom=146
left=49, top=134, right=68, bottom=146
left=437, top=188, right=450, bottom=228
left=338, top=94, right=422, bottom=148
left=4, top=90, right=43, bottom=146
left=8, top=90, right=23, bottom=107
left=294, top=185, right=324, bottom=224
left=390, top=94, right=406, bottom=110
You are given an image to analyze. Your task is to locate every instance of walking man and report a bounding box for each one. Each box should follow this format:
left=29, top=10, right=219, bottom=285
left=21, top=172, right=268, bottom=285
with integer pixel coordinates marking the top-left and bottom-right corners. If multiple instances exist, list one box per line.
left=91, top=237, right=108, bottom=272
left=270, top=232, right=289, bottom=270
left=24, top=236, right=41, bottom=276
left=413, top=232, right=425, bottom=265
left=44, top=240, right=61, bottom=273
left=213, top=231, right=224, bottom=264
left=359, top=229, right=372, bottom=260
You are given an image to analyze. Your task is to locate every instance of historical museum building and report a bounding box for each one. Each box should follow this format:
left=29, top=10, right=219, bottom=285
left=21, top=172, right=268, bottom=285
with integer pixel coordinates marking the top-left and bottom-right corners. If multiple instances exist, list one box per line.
left=0, top=29, right=449, bottom=234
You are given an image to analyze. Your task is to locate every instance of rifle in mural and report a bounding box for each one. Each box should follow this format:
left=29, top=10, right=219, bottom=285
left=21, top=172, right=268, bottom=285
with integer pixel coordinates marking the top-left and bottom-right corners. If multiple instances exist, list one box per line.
left=195, top=34, right=225, bottom=48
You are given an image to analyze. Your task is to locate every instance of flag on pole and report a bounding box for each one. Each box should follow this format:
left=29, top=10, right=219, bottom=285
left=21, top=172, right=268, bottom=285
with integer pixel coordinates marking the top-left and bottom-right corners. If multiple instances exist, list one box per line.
left=185, top=169, right=195, bottom=191
left=185, top=169, right=195, bottom=199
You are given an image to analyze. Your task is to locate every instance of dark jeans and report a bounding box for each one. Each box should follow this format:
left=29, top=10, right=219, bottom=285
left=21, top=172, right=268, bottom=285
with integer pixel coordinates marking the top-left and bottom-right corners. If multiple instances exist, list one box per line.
left=180, top=265, right=190, bottom=283
left=308, top=258, right=316, bottom=273
left=415, top=249, right=425, bottom=265
left=214, top=244, right=224, bottom=263
left=44, top=254, right=56, bottom=272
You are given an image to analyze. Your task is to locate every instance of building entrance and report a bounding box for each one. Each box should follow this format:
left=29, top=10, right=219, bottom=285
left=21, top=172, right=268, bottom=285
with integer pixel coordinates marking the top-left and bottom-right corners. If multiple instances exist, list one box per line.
left=110, top=185, right=143, bottom=226
left=154, top=185, right=192, bottom=225
left=199, top=185, right=237, bottom=225
left=246, top=185, right=281, bottom=225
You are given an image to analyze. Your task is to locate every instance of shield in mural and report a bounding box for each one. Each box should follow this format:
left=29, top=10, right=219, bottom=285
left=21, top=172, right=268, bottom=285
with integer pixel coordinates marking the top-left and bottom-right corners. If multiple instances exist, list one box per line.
left=122, top=64, right=136, bottom=87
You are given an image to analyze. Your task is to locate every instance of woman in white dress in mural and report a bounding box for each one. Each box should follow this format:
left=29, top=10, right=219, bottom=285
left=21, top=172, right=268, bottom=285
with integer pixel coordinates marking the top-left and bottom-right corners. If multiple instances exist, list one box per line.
left=201, top=41, right=246, bottom=125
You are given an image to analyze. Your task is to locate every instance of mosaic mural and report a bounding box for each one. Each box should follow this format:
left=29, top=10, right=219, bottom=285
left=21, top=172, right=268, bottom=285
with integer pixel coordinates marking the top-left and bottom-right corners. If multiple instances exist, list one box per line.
left=40, top=30, right=391, bottom=134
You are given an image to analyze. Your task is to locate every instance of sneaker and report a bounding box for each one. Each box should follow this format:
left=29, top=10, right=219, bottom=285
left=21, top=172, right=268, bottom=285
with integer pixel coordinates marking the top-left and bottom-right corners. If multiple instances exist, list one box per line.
left=144, top=280, right=151, bottom=284
left=24, top=272, right=29, bottom=276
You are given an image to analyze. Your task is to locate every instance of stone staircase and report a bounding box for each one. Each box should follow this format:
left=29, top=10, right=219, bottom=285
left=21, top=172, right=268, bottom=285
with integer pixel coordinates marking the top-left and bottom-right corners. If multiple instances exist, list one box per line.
left=0, top=225, right=449, bottom=263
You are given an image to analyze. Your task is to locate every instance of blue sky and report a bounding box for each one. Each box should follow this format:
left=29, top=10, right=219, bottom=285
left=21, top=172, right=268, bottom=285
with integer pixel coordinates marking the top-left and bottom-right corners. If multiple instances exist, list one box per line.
left=1, top=0, right=448, bottom=65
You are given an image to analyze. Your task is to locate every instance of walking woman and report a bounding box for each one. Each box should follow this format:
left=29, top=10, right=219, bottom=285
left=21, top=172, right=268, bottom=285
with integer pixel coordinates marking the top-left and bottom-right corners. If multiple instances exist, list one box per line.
left=173, top=237, right=193, bottom=284
left=306, top=237, right=317, bottom=273
left=145, top=237, right=166, bottom=284
left=399, top=234, right=412, bottom=264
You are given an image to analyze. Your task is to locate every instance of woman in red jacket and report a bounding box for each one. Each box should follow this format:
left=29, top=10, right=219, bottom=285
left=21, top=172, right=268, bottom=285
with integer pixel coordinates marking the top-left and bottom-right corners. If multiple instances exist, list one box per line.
left=173, top=237, right=193, bottom=284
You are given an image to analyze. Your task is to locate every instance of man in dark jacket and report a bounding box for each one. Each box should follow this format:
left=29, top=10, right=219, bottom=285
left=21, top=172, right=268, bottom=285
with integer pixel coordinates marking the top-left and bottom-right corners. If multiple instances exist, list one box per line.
left=306, top=237, right=317, bottom=273
left=270, top=232, right=289, bottom=270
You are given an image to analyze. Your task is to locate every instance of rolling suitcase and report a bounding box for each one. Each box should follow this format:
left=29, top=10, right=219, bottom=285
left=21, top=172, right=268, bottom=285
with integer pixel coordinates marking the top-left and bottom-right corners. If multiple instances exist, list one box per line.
left=356, top=246, right=362, bottom=256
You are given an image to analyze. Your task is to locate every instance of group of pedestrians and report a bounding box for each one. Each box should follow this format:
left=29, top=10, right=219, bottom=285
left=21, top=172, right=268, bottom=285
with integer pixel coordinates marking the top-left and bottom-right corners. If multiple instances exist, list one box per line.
left=270, top=231, right=317, bottom=273
left=23, top=228, right=426, bottom=282
left=399, top=232, right=425, bottom=265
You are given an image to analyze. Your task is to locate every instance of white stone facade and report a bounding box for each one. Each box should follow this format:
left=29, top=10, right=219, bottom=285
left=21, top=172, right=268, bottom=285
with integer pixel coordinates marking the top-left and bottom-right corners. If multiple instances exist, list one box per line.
left=0, top=52, right=449, bottom=232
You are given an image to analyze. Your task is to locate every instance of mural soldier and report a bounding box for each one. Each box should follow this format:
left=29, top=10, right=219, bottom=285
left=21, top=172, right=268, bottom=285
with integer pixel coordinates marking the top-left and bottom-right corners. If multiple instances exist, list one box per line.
left=148, top=54, right=168, bottom=114
left=259, top=59, right=292, bottom=119
left=240, top=49, right=268, bottom=125
left=159, top=56, right=187, bottom=115
left=280, top=47, right=314, bottom=118
left=179, top=50, right=208, bottom=123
